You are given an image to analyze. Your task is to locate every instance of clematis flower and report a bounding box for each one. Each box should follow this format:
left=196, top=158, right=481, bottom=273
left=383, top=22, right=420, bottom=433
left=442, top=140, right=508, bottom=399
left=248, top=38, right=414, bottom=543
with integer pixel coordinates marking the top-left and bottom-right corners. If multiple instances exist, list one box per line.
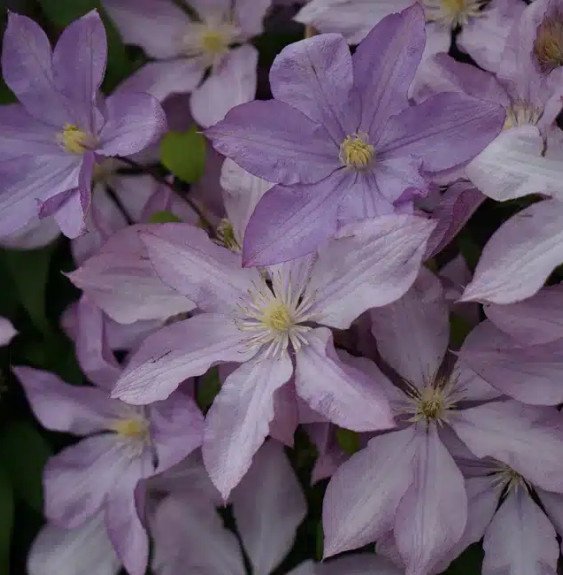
left=152, top=440, right=402, bottom=575
left=206, top=5, right=505, bottom=265
left=0, top=11, right=166, bottom=238
left=323, top=269, right=563, bottom=574
left=102, top=0, right=271, bottom=127
left=15, top=298, right=204, bottom=575
left=295, top=0, right=523, bottom=71
left=110, top=215, right=435, bottom=497
left=0, top=317, right=17, bottom=346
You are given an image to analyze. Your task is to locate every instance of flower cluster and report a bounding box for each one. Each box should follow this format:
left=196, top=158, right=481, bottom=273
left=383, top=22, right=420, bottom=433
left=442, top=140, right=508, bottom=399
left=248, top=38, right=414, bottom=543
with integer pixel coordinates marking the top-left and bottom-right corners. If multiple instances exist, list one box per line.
left=0, top=1, right=562, bottom=575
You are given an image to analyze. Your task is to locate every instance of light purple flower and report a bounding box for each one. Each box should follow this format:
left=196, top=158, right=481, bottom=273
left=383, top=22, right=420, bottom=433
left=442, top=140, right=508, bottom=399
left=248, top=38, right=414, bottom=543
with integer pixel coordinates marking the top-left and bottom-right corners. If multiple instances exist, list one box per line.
left=152, top=440, right=401, bottom=575
left=110, top=216, right=435, bottom=497
left=207, top=6, right=505, bottom=265
left=15, top=297, right=204, bottom=575
left=323, top=269, right=563, bottom=574
left=0, top=11, right=166, bottom=238
left=102, top=0, right=270, bottom=127
left=0, top=317, right=17, bottom=346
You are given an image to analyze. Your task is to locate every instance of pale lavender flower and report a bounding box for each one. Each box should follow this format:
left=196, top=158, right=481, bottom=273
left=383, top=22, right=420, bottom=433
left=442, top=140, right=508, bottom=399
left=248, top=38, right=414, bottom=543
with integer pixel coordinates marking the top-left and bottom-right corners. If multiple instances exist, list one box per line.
left=152, top=440, right=401, bottom=575
left=0, top=317, right=17, bottom=346
left=323, top=270, right=563, bottom=574
left=0, top=11, right=166, bottom=238
left=102, top=0, right=271, bottom=127
left=207, top=5, right=505, bottom=265
left=15, top=298, right=204, bottom=575
left=110, top=215, right=435, bottom=497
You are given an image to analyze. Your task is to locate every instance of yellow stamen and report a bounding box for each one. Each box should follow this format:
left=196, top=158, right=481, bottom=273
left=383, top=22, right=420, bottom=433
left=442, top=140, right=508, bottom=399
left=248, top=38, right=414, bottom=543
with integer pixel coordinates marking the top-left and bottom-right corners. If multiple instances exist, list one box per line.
left=200, top=28, right=230, bottom=56
left=261, top=301, right=294, bottom=333
left=59, top=124, right=94, bottom=154
left=534, top=13, right=563, bottom=73
left=111, top=417, right=149, bottom=441
left=340, top=133, right=375, bottom=170
left=416, top=386, right=447, bottom=421
left=216, top=219, right=241, bottom=252
left=423, top=0, right=485, bottom=29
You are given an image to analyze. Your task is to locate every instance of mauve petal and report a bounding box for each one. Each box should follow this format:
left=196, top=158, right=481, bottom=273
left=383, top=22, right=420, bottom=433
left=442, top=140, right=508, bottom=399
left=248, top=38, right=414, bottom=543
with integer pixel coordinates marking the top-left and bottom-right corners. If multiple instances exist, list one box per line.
left=306, top=215, right=436, bottom=329
left=270, top=34, right=356, bottom=143
left=461, top=199, right=563, bottom=304
left=394, top=425, right=467, bottom=575
left=323, top=426, right=417, bottom=557
left=242, top=172, right=345, bottom=267
left=52, top=11, right=107, bottom=132
left=235, top=0, right=270, bottom=38
left=27, top=513, right=121, bottom=575
left=0, top=318, right=16, bottom=346
left=306, top=423, right=347, bottom=484
left=485, top=285, right=563, bottom=345
left=102, top=0, right=190, bottom=59
left=482, top=489, right=559, bottom=575
left=1, top=13, right=71, bottom=126
left=191, top=45, right=258, bottom=128
left=354, top=5, right=425, bottom=138
left=371, top=269, right=449, bottom=389
left=450, top=401, right=563, bottom=493
left=98, top=92, right=166, bottom=157
left=105, top=465, right=150, bottom=575
left=379, top=93, right=505, bottom=173
left=113, top=314, right=254, bottom=404
left=269, top=382, right=299, bottom=447
left=466, top=126, right=563, bottom=202
left=206, top=99, right=338, bottom=186
left=117, top=59, right=205, bottom=102
left=151, top=493, right=245, bottom=575
left=189, top=0, right=231, bottom=21
left=320, top=555, right=403, bottom=575
left=150, top=392, right=204, bottom=473
left=140, top=223, right=260, bottom=313
left=287, top=561, right=317, bottom=575
left=0, top=154, right=81, bottom=236
left=459, top=320, right=563, bottom=406
left=44, top=435, right=129, bottom=528
left=203, top=353, right=293, bottom=499
left=537, top=489, right=563, bottom=551
left=231, top=441, right=307, bottom=575
left=68, top=225, right=195, bottom=324
left=14, top=366, right=120, bottom=435
left=295, top=328, right=394, bottom=433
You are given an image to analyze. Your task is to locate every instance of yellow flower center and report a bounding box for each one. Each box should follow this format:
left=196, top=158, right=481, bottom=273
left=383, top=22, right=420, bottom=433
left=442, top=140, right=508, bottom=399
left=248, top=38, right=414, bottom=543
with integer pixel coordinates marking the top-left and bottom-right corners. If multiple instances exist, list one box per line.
left=340, top=133, right=375, bottom=170
left=534, top=13, right=563, bottom=73
left=261, top=301, right=294, bottom=333
left=423, top=0, right=485, bottom=28
left=111, top=417, right=150, bottom=441
left=59, top=124, right=95, bottom=154
left=503, top=102, right=542, bottom=130
left=200, top=28, right=230, bottom=56
left=416, top=386, right=447, bottom=421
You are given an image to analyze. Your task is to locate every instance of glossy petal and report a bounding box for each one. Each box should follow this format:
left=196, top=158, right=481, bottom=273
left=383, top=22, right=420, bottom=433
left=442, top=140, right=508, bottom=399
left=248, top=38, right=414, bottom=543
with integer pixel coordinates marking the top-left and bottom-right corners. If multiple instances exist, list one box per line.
left=231, top=441, right=307, bottom=575
left=371, top=269, right=449, bottom=389
left=206, top=99, right=338, bottom=186
left=295, top=328, right=394, bottom=433
left=461, top=200, right=563, bottom=304
left=323, top=426, right=417, bottom=557
left=394, top=425, right=467, bottom=575
left=203, top=354, right=293, bottom=499
left=306, top=215, right=436, bottom=329
left=112, top=314, right=253, bottom=404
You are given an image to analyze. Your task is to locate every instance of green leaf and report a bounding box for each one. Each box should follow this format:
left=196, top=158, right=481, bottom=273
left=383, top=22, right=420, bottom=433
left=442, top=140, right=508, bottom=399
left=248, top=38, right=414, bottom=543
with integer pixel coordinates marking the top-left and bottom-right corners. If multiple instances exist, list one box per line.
left=149, top=211, right=183, bottom=224
left=335, top=427, right=361, bottom=455
left=160, top=128, right=206, bottom=184
left=0, top=466, right=13, bottom=573
left=0, top=421, right=52, bottom=512
left=37, top=0, right=98, bottom=26
left=1, top=244, right=55, bottom=336
left=196, top=368, right=221, bottom=412
left=315, top=522, right=324, bottom=562
left=443, top=543, right=483, bottom=574
left=449, top=313, right=473, bottom=349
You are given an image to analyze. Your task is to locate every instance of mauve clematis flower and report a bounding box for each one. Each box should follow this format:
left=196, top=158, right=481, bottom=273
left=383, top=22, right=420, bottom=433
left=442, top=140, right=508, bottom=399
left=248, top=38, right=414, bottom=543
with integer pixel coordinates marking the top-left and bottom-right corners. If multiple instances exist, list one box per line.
left=152, top=440, right=401, bottom=575
left=102, top=0, right=271, bottom=127
left=323, top=269, right=563, bottom=574
left=0, top=11, right=166, bottom=239
left=207, top=5, right=505, bottom=266
left=27, top=513, right=121, bottom=575
left=15, top=298, right=204, bottom=575
left=110, top=215, right=435, bottom=497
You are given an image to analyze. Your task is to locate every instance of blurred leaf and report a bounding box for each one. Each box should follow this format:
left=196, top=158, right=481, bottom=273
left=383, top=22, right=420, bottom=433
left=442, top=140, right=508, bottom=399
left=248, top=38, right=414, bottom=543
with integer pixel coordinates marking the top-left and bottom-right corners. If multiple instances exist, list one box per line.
left=101, top=11, right=135, bottom=92
left=196, top=368, right=221, bottom=412
left=335, top=428, right=360, bottom=455
left=160, top=128, right=206, bottom=184
left=0, top=421, right=52, bottom=512
left=0, top=466, right=13, bottom=573
left=449, top=314, right=473, bottom=349
left=37, top=0, right=98, bottom=26
left=149, top=211, right=182, bottom=224
left=457, top=234, right=481, bottom=272
left=315, top=522, right=324, bottom=561
left=1, top=245, right=55, bottom=336
left=442, top=543, right=483, bottom=574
